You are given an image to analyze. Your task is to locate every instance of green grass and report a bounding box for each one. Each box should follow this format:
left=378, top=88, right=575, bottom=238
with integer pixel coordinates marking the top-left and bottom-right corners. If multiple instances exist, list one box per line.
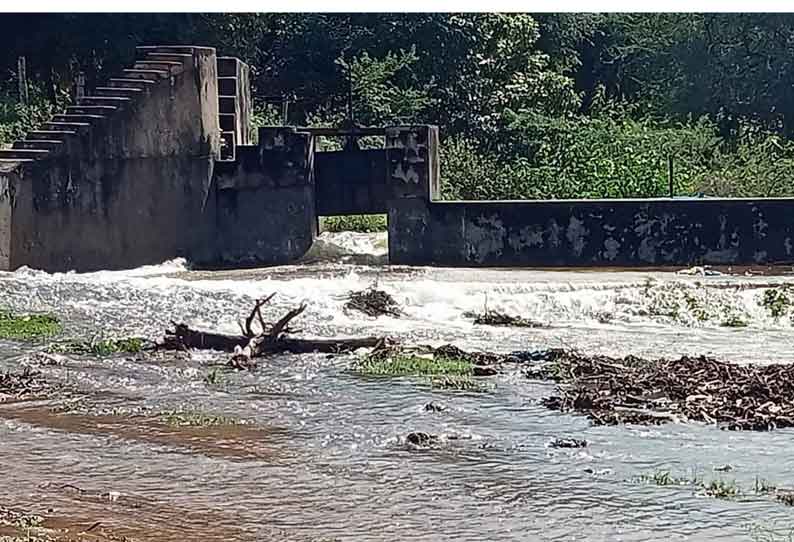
left=160, top=410, right=242, bottom=427
left=48, top=337, right=146, bottom=356
left=634, top=469, right=701, bottom=487
left=321, top=214, right=387, bottom=233
left=429, top=375, right=492, bottom=392
left=0, top=311, right=61, bottom=341
left=356, top=354, right=473, bottom=377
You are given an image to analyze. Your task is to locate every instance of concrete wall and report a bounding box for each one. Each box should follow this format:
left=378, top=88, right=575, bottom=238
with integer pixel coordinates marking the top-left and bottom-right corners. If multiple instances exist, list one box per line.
left=389, top=198, right=794, bottom=267
left=211, top=127, right=316, bottom=266
left=386, top=125, right=794, bottom=267
left=0, top=46, right=220, bottom=272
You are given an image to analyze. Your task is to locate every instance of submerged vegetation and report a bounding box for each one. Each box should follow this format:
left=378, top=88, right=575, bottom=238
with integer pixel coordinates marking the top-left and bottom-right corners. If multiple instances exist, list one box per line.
left=0, top=311, right=61, bottom=341
left=160, top=410, right=244, bottom=428
left=759, top=286, right=794, bottom=320
left=356, top=353, right=473, bottom=377
left=635, top=470, right=794, bottom=507
left=639, top=281, right=750, bottom=327
left=47, top=337, right=148, bottom=356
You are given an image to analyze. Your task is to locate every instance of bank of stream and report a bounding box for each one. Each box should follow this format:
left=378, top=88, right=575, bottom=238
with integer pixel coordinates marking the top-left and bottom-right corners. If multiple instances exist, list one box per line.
left=2, top=232, right=794, bottom=541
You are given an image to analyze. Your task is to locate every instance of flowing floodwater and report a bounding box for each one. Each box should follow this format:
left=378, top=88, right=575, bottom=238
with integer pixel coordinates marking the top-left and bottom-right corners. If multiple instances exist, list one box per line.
left=2, top=231, right=794, bottom=541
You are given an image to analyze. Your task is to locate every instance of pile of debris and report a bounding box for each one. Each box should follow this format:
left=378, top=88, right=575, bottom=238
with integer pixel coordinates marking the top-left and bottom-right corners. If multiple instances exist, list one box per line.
left=0, top=366, right=52, bottom=399
left=344, top=288, right=402, bottom=318
left=538, top=351, right=794, bottom=430
left=464, top=309, right=545, bottom=328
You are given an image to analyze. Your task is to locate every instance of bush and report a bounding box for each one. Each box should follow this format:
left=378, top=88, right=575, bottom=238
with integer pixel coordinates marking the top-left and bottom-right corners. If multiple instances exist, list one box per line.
left=440, top=112, right=794, bottom=200
left=321, top=214, right=387, bottom=233
left=0, top=82, right=67, bottom=148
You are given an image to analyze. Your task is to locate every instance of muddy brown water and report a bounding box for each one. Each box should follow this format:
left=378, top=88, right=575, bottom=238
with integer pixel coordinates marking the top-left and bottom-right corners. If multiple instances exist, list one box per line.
left=2, top=236, right=794, bottom=541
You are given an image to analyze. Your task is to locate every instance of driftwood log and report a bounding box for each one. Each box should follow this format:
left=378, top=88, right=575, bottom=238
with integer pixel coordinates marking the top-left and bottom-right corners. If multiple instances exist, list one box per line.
left=160, top=295, right=388, bottom=369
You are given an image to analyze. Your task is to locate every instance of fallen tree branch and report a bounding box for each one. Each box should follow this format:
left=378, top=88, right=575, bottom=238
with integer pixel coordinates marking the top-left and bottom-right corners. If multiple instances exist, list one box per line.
left=161, top=297, right=388, bottom=369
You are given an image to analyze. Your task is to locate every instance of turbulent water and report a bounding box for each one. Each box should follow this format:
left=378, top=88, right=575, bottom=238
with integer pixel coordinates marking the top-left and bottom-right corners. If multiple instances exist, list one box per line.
left=2, top=231, right=794, bottom=541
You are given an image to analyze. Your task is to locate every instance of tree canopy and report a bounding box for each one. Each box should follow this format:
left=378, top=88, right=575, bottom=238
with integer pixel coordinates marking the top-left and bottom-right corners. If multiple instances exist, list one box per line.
left=2, top=13, right=794, bottom=199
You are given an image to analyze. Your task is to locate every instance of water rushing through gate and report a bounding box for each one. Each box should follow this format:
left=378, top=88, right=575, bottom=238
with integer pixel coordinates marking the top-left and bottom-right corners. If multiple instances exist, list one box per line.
left=2, top=231, right=794, bottom=541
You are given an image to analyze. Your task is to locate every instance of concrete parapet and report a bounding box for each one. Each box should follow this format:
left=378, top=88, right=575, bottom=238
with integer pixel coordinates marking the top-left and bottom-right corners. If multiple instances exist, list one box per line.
left=389, top=198, right=794, bottom=267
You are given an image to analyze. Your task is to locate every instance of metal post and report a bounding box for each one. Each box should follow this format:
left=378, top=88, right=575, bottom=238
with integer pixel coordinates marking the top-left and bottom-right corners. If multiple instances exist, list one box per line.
left=281, top=95, right=289, bottom=125
left=668, top=154, right=674, bottom=198
left=17, top=56, right=28, bottom=105
left=76, top=71, right=86, bottom=100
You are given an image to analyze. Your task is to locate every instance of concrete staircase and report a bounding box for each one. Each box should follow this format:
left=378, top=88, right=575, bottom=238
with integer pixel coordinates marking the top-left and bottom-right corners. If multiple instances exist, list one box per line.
left=1, top=46, right=190, bottom=165
left=0, top=46, right=228, bottom=165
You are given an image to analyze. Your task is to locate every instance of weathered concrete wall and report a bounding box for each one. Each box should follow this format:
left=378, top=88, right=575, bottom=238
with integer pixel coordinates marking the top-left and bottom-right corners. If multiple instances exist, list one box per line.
left=0, top=164, right=13, bottom=270
left=315, top=149, right=388, bottom=216
left=211, top=127, right=316, bottom=266
left=390, top=196, right=794, bottom=267
left=386, top=125, right=794, bottom=267
left=1, top=46, right=220, bottom=272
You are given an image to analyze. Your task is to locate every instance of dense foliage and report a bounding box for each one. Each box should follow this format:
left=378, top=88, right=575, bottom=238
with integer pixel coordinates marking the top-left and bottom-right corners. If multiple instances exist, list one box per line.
left=2, top=13, right=794, bottom=200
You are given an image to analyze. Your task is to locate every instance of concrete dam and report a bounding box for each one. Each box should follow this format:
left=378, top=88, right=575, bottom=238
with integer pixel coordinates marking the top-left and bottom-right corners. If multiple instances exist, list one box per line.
left=1, top=44, right=793, bottom=272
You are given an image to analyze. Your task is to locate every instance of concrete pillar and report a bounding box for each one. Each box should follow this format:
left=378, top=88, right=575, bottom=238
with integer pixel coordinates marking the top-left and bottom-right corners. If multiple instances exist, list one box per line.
left=259, top=126, right=315, bottom=186
left=385, top=125, right=440, bottom=201
left=213, top=126, right=317, bottom=266
left=385, top=125, right=439, bottom=264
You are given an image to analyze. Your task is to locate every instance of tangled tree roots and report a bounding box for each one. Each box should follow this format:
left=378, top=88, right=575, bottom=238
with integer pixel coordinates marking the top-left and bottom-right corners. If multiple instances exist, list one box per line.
left=344, top=288, right=402, bottom=318
left=160, top=294, right=388, bottom=369
left=538, top=352, right=794, bottom=431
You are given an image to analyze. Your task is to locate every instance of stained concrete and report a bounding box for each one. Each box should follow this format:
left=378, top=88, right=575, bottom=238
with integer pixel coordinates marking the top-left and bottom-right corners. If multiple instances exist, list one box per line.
left=211, top=128, right=317, bottom=267
left=388, top=198, right=794, bottom=267
left=0, top=46, right=220, bottom=272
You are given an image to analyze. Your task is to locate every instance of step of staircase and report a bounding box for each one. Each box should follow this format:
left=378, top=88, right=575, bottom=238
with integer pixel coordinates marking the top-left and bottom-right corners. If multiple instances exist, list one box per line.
left=143, top=52, right=193, bottom=67
left=26, top=130, right=77, bottom=141
left=94, top=87, right=144, bottom=98
left=78, top=96, right=132, bottom=107
left=136, top=45, right=214, bottom=57
left=133, top=61, right=183, bottom=74
left=121, top=68, right=169, bottom=81
left=42, top=121, right=91, bottom=133
left=66, top=105, right=118, bottom=115
left=108, top=78, right=156, bottom=90
left=52, top=114, right=107, bottom=123
left=13, top=140, right=64, bottom=152
left=0, top=149, right=50, bottom=159
left=0, top=158, right=35, bottom=165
